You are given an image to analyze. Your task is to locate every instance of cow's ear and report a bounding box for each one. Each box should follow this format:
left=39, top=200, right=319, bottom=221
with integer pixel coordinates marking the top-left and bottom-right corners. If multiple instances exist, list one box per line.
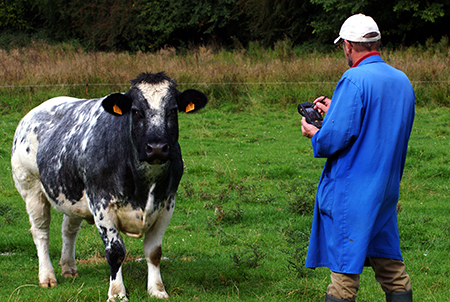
left=102, top=93, right=132, bottom=116
left=176, top=89, right=208, bottom=113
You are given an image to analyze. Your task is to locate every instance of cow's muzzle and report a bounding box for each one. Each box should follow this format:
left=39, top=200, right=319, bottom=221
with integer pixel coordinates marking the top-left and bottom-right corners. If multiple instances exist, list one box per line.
left=145, top=143, right=170, bottom=165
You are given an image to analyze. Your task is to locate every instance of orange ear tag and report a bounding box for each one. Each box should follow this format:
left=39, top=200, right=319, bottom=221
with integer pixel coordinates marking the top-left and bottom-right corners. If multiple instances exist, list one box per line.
left=113, top=104, right=123, bottom=115
left=186, top=102, right=195, bottom=113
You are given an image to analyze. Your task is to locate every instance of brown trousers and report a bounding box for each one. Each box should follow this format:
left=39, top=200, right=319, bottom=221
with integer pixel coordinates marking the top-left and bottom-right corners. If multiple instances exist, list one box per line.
left=327, top=257, right=412, bottom=301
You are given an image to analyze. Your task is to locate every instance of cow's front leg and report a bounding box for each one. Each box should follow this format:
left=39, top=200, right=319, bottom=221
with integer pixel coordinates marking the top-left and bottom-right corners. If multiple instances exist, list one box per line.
left=94, top=208, right=127, bottom=301
left=59, top=214, right=83, bottom=278
left=143, top=196, right=174, bottom=299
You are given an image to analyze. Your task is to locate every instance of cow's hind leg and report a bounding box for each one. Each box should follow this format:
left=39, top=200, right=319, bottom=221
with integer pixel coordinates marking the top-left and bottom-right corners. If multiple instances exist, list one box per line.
left=59, top=215, right=83, bottom=278
left=143, top=196, right=174, bottom=299
left=24, top=188, right=57, bottom=288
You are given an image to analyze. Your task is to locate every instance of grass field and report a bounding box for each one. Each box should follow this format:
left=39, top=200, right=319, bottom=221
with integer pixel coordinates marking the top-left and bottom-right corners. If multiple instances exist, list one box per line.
left=0, top=43, right=449, bottom=301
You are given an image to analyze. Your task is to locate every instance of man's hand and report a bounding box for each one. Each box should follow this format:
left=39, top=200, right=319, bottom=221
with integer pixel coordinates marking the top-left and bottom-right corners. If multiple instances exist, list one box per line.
left=313, top=96, right=331, bottom=114
left=301, top=117, right=319, bottom=139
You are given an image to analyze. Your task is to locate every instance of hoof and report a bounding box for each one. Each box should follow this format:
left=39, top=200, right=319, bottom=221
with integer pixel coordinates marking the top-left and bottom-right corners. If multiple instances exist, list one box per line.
left=150, top=291, right=169, bottom=299
left=107, top=294, right=128, bottom=302
left=39, top=278, right=58, bottom=288
left=61, top=269, right=79, bottom=278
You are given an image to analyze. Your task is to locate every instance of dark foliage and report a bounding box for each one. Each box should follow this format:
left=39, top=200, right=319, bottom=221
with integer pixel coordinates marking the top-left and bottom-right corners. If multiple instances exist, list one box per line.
left=1, top=0, right=449, bottom=51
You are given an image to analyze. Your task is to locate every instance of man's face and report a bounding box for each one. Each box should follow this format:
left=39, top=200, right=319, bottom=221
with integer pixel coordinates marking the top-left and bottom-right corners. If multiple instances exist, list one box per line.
left=343, top=41, right=353, bottom=67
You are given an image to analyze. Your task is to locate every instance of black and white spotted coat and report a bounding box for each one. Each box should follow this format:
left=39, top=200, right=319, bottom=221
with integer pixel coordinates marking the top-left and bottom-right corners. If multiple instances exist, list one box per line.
left=11, top=72, right=207, bottom=301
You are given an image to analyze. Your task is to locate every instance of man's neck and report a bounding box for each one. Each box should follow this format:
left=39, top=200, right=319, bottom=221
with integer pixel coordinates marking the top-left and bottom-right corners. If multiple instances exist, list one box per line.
left=351, top=51, right=380, bottom=68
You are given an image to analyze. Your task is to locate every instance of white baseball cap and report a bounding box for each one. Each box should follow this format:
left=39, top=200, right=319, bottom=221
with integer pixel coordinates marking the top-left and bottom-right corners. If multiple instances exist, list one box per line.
left=334, top=14, right=381, bottom=44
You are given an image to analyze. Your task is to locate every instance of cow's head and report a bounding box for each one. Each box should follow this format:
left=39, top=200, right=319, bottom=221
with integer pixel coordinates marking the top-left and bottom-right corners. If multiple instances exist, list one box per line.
left=101, top=72, right=207, bottom=165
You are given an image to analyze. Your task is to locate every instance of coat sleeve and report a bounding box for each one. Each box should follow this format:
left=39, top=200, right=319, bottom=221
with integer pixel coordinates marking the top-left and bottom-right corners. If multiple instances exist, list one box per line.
left=312, top=76, right=364, bottom=158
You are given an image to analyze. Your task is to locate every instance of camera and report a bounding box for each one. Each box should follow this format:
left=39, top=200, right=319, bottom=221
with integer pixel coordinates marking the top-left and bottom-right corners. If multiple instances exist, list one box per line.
left=297, top=102, right=323, bottom=128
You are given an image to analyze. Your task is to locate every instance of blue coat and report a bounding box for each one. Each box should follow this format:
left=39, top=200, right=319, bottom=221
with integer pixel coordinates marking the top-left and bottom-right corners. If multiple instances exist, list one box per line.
left=305, top=54, right=415, bottom=274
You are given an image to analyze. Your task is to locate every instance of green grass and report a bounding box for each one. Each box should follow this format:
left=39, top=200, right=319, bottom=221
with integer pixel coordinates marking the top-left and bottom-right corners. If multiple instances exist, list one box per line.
left=1, top=96, right=450, bottom=301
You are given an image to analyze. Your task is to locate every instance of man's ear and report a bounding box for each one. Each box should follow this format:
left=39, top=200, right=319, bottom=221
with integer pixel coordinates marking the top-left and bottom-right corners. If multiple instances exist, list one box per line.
left=344, top=40, right=353, bottom=51
left=176, top=89, right=208, bottom=113
left=102, top=93, right=132, bottom=116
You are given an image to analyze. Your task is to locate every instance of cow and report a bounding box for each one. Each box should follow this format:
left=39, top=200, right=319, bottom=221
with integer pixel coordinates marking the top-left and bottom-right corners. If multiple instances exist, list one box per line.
left=11, top=72, right=207, bottom=301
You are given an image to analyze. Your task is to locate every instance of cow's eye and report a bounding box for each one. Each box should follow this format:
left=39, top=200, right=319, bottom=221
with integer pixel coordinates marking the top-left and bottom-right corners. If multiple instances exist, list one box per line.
left=169, top=108, right=178, bottom=116
left=132, top=109, right=143, bottom=118
left=166, top=108, right=177, bottom=117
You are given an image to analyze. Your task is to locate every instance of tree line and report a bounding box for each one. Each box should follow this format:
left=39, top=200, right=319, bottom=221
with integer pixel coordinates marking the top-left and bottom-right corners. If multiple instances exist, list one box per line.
left=1, top=0, right=449, bottom=51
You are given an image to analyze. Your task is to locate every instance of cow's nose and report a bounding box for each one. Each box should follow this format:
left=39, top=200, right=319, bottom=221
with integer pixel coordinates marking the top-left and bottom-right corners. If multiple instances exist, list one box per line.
left=145, top=143, right=169, bottom=164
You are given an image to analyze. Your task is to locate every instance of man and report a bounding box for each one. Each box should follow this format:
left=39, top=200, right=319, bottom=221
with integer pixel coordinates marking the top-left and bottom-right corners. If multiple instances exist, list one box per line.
left=300, top=14, right=415, bottom=302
